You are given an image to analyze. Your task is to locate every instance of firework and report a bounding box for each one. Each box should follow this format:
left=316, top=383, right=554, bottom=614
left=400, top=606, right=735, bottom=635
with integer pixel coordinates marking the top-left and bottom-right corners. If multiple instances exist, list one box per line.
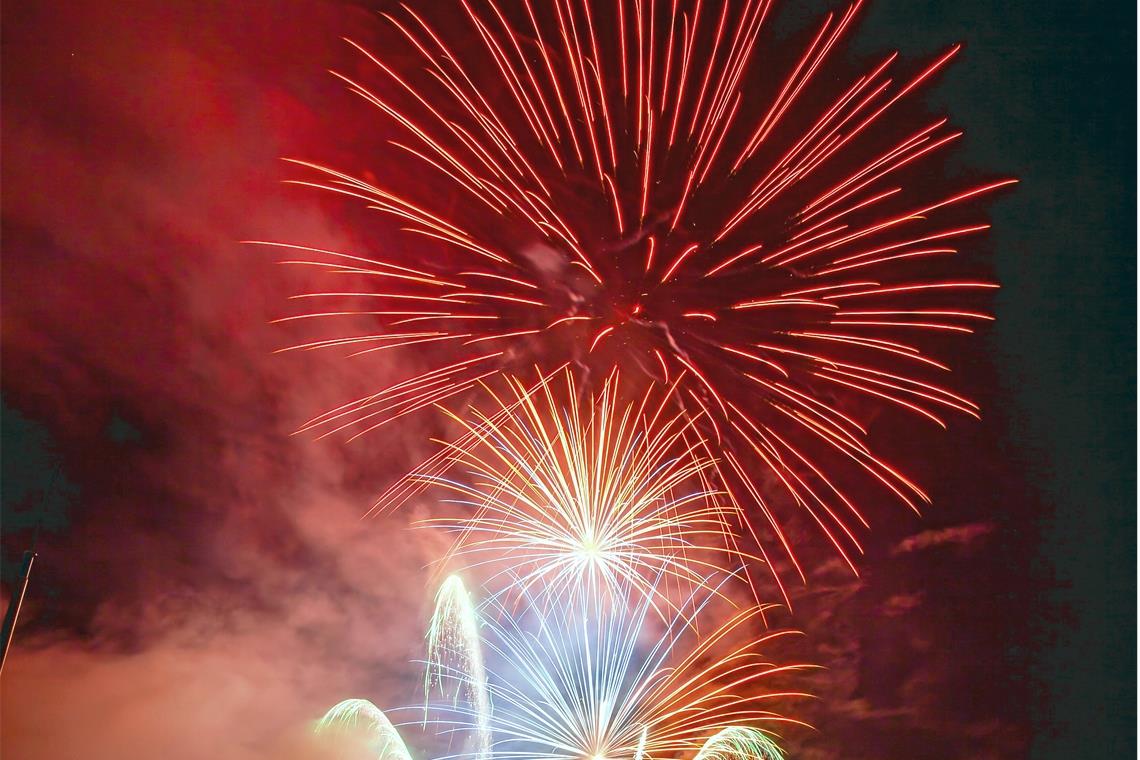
left=416, top=369, right=749, bottom=607
left=315, top=699, right=413, bottom=760
left=475, top=583, right=811, bottom=760
left=425, top=575, right=493, bottom=760
left=266, top=0, right=1014, bottom=593
left=693, top=727, right=785, bottom=760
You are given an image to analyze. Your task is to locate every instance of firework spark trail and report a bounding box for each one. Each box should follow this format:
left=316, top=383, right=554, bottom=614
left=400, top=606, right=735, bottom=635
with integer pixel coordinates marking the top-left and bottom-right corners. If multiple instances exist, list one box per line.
left=315, top=699, right=414, bottom=760
left=414, top=368, right=753, bottom=610
left=692, top=726, right=786, bottom=760
left=316, top=578, right=809, bottom=760
left=469, top=579, right=812, bottom=760
left=426, top=575, right=493, bottom=760
left=272, top=0, right=1015, bottom=595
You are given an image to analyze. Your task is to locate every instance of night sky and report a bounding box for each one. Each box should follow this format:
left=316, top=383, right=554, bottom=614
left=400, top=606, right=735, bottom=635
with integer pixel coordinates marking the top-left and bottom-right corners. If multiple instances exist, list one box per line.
left=1, top=1, right=1134, bottom=759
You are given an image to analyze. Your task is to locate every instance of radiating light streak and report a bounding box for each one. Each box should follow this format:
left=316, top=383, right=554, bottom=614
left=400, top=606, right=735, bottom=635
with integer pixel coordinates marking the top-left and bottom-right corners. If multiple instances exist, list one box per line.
left=470, top=583, right=813, bottom=760
left=414, top=369, right=750, bottom=609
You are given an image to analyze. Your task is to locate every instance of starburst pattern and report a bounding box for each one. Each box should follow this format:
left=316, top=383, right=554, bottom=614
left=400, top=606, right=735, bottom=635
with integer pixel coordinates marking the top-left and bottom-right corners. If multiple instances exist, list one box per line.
left=266, top=0, right=1012, bottom=595
left=417, top=369, right=749, bottom=607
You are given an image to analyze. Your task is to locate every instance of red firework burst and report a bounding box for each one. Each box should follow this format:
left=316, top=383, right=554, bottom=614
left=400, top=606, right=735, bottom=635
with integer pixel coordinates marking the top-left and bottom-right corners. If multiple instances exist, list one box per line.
left=258, top=0, right=1014, bottom=599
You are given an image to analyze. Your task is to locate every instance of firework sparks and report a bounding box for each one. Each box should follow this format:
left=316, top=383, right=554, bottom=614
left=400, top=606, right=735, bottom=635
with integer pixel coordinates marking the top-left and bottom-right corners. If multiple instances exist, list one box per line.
left=320, top=576, right=810, bottom=760
left=475, top=583, right=812, bottom=760
left=416, top=369, right=750, bottom=608
left=693, top=727, right=786, bottom=760
left=270, top=0, right=1014, bottom=594
left=426, top=575, right=493, bottom=760
left=315, top=699, right=414, bottom=760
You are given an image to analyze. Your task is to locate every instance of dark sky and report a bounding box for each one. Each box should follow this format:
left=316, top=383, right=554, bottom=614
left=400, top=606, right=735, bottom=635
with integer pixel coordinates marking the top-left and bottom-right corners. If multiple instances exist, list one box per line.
left=1, top=1, right=1134, bottom=759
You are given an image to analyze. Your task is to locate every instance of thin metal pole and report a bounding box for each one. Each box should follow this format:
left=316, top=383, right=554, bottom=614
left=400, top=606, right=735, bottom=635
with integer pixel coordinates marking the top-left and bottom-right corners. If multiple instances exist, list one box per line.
left=0, top=550, right=37, bottom=674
